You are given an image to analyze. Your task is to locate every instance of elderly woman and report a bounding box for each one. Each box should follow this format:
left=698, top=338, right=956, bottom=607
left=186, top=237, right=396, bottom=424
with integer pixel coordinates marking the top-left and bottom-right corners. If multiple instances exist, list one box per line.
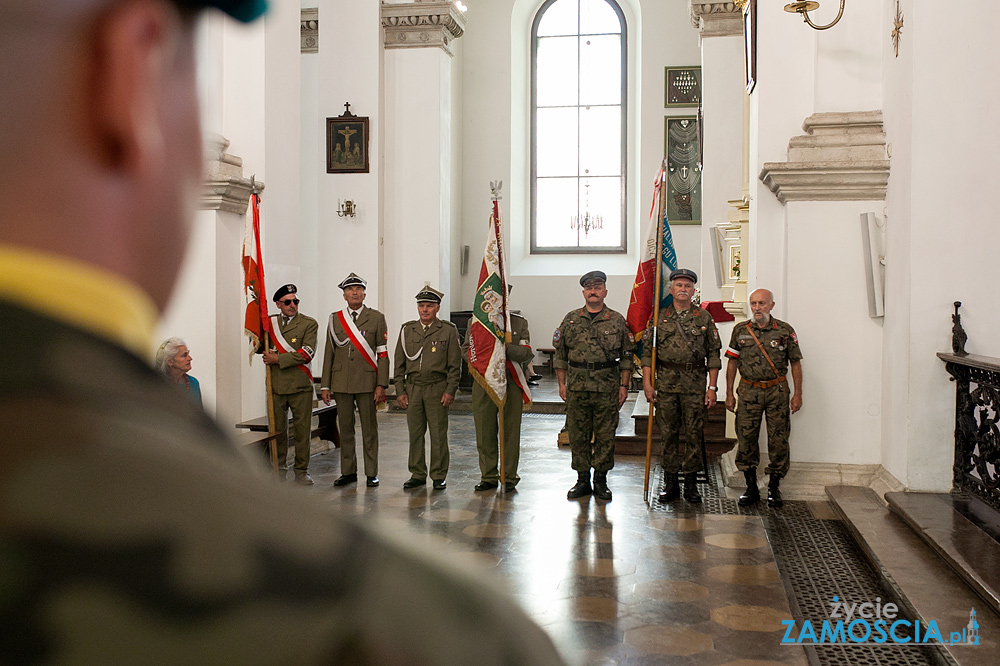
left=155, top=337, right=202, bottom=406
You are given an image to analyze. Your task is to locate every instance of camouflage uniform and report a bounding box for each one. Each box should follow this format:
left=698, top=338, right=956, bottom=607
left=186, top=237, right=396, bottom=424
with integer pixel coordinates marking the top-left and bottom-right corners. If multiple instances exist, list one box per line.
left=394, top=318, right=462, bottom=482
left=642, top=306, right=722, bottom=474
left=464, top=314, right=534, bottom=486
left=726, top=317, right=803, bottom=478
left=553, top=306, right=633, bottom=473
left=0, top=300, right=567, bottom=666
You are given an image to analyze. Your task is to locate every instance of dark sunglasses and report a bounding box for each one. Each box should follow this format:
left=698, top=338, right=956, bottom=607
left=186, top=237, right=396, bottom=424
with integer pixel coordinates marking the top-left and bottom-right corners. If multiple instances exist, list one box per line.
left=279, top=298, right=300, bottom=306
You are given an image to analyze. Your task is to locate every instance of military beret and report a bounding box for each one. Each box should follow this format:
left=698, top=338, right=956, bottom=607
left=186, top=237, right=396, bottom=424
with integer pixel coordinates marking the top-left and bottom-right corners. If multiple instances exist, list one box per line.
left=415, top=285, right=444, bottom=304
left=669, top=268, right=698, bottom=284
left=175, top=0, right=267, bottom=22
left=272, top=284, right=297, bottom=302
left=338, top=273, right=367, bottom=290
left=579, top=270, right=607, bottom=287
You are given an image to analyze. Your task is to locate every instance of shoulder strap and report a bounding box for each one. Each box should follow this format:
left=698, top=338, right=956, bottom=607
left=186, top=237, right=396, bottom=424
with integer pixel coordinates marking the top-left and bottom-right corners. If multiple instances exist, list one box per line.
left=744, top=321, right=780, bottom=378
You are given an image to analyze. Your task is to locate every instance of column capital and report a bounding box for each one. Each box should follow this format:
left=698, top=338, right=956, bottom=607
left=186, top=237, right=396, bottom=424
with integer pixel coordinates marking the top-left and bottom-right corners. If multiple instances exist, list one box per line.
left=201, top=133, right=262, bottom=214
left=301, top=8, right=318, bottom=54
left=689, top=1, right=743, bottom=38
left=381, top=1, right=467, bottom=57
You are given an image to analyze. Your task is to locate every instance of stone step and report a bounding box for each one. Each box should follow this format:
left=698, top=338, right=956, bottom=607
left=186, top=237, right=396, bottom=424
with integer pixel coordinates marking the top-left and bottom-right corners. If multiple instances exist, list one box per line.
left=827, top=486, right=999, bottom=666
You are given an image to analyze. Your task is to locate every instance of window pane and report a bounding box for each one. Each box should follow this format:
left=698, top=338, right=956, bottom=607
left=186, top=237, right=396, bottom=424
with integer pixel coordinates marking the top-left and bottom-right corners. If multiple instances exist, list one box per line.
left=580, top=0, right=621, bottom=35
left=580, top=35, right=621, bottom=105
left=579, top=105, right=620, bottom=176
left=536, top=36, right=578, bottom=107
left=536, top=108, right=578, bottom=177
left=536, top=177, right=580, bottom=248
left=536, top=0, right=578, bottom=37
left=578, top=176, right=622, bottom=247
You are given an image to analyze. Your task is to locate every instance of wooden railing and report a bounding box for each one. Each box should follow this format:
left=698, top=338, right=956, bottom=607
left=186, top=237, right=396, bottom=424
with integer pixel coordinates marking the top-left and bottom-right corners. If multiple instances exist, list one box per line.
left=938, top=352, right=1000, bottom=512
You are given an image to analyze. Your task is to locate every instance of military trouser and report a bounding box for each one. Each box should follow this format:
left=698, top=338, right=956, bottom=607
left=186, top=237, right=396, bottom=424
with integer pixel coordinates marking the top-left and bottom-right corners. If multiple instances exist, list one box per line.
left=273, top=389, right=314, bottom=471
left=655, top=392, right=705, bottom=474
left=566, top=389, right=619, bottom=473
left=735, top=381, right=791, bottom=478
left=334, top=391, right=379, bottom=477
left=472, top=379, right=522, bottom=485
left=405, top=378, right=450, bottom=481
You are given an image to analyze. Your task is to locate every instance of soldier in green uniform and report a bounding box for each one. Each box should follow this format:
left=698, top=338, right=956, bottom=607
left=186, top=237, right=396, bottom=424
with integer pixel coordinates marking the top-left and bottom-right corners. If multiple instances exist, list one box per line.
left=554, top=270, right=633, bottom=502
left=725, top=288, right=803, bottom=507
left=464, top=307, right=534, bottom=493
left=642, top=269, right=721, bottom=504
left=262, top=284, right=319, bottom=485
left=394, top=286, right=462, bottom=489
left=320, top=273, right=389, bottom=488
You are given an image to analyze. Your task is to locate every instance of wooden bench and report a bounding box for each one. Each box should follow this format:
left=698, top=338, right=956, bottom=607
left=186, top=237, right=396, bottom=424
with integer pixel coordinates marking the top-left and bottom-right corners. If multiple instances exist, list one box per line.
left=536, top=347, right=557, bottom=374
left=236, top=403, right=340, bottom=469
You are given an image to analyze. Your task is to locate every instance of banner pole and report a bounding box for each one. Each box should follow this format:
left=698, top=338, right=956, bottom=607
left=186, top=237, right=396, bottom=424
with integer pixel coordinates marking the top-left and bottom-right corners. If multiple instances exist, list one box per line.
left=264, top=331, right=279, bottom=474
left=643, top=160, right=668, bottom=504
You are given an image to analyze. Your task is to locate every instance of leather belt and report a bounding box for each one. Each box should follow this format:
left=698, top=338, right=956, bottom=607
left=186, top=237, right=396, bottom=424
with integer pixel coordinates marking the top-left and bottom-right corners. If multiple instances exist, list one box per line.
left=742, top=376, right=786, bottom=389
left=657, top=360, right=705, bottom=372
left=569, top=360, right=619, bottom=371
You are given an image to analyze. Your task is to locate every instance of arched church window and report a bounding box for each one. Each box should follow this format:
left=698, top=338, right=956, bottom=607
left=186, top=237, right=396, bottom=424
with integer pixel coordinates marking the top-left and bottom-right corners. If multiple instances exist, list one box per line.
left=531, top=0, right=626, bottom=253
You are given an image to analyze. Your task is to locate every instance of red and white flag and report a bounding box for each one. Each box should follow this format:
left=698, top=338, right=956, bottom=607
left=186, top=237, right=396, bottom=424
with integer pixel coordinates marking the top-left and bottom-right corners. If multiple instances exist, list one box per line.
left=466, top=182, right=531, bottom=407
left=626, top=168, right=678, bottom=341
left=242, top=192, right=271, bottom=360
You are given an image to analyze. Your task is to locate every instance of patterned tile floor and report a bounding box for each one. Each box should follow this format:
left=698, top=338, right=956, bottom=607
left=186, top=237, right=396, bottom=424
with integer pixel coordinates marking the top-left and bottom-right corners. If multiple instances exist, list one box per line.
left=290, top=401, right=816, bottom=666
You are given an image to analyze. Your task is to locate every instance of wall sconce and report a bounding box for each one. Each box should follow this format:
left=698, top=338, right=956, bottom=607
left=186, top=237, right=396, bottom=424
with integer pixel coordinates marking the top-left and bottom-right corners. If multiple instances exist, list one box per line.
left=337, top=200, right=356, bottom=218
left=784, top=0, right=845, bottom=31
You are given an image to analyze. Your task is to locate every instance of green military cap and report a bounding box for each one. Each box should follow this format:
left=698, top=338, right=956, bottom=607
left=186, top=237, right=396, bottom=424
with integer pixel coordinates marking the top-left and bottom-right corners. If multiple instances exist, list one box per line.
left=415, top=285, right=444, bottom=304
left=579, top=270, right=607, bottom=287
left=669, top=268, right=698, bottom=284
left=175, top=0, right=267, bottom=22
left=338, top=273, right=367, bottom=290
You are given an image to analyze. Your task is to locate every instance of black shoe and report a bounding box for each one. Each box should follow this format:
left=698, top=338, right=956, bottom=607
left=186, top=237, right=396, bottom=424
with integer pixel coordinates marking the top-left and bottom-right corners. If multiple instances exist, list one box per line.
left=403, top=477, right=426, bottom=489
left=592, top=472, right=612, bottom=502
left=527, top=380, right=539, bottom=386
left=683, top=473, right=702, bottom=504
left=432, top=479, right=447, bottom=490
left=475, top=480, right=499, bottom=491
left=767, top=476, right=783, bottom=508
left=366, top=476, right=379, bottom=487
left=529, top=374, right=543, bottom=381
left=333, top=473, right=357, bottom=487
left=657, top=473, right=680, bottom=503
left=567, top=472, right=592, bottom=499
left=738, top=468, right=759, bottom=506
left=504, top=482, right=517, bottom=493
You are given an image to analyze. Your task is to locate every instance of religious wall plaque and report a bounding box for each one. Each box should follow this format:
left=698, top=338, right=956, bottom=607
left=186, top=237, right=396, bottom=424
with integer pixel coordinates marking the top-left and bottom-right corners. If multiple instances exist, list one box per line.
left=664, top=66, right=701, bottom=108
left=326, top=104, right=370, bottom=174
left=664, top=116, right=702, bottom=225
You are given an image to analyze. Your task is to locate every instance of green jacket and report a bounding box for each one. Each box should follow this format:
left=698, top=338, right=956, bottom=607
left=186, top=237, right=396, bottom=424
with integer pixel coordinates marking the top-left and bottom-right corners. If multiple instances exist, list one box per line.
left=394, top=318, right=462, bottom=395
left=641, top=305, right=721, bottom=393
left=725, top=317, right=802, bottom=381
left=267, top=313, right=318, bottom=395
left=553, top=305, right=633, bottom=392
left=320, top=306, right=390, bottom=393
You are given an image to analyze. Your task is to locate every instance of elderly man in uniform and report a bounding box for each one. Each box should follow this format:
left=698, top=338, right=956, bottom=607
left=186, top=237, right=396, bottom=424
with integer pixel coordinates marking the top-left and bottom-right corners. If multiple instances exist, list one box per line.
left=320, top=272, right=389, bottom=488
left=0, top=1, right=567, bottom=661
left=642, top=269, right=721, bottom=504
left=262, top=284, right=319, bottom=485
left=725, top=288, right=803, bottom=508
left=464, top=294, right=534, bottom=493
left=394, top=286, right=462, bottom=490
left=554, top=270, right=633, bottom=502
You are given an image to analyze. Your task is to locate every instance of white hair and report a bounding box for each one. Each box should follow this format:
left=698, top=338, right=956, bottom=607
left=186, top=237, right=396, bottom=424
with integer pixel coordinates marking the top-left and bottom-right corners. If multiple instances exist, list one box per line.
left=155, top=337, right=187, bottom=373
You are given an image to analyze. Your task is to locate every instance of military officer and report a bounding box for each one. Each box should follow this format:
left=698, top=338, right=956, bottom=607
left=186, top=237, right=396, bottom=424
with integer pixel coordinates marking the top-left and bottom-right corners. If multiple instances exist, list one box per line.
left=642, top=269, right=721, bottom=504
left=262, top=284, right=319, bottom=485
left=320, top=273, right=389, bottom=488
left=725, top=288, right=803, bottom=508
left=464, top=301, right=534, bottom=493
left=394, top=286, right=463, bottom=489
left=554, top=270, right=633, bottom=502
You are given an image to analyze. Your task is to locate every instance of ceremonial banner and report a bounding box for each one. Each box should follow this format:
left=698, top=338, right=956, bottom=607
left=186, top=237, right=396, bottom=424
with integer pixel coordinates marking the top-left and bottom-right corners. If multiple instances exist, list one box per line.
left=627, top=168, right=678, bottom=341
left=242, top=192, right=271, bottom=360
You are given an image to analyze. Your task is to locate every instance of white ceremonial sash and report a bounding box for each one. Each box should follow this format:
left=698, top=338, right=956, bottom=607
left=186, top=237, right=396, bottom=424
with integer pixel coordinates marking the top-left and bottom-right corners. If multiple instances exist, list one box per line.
left=269, top=315, right=313, bottom=377
left=333, top=309, right=378, bottom=370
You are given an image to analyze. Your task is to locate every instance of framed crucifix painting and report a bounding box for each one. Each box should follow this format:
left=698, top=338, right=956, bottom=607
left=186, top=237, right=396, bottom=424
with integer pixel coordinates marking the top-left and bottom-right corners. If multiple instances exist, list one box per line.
left=326, top=104, right=369, bottom=174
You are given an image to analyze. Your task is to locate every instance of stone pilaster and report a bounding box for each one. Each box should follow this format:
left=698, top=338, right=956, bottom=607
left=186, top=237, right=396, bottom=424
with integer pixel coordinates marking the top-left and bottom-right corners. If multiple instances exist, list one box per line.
left=759, top=111, right=890, bottom=203
left=201, top=133, right=261, bottom=214
left=381, top=0, right=467, bottom=57
left=689, top=1, right=743, bottom=38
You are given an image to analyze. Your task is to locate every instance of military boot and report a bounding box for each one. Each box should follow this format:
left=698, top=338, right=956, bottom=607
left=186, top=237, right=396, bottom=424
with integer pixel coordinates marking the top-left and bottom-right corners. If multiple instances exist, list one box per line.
left=657, top=472, right=680, bottom=503
left=683, top=473, right=702, bottom=504
left=566, top=471, right=592, bottom=500
left=738, top=468, right=760, bottom=506
left=767, top=475, right=783, bottom=508
left=592, top=471, right=612, bottom=502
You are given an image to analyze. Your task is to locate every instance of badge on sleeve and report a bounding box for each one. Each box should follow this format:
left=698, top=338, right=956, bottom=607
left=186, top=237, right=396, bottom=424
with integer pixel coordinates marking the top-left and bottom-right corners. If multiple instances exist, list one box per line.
left=552, top=328, right=562, bottom=344
left=791, top=331, right=798, bottom=344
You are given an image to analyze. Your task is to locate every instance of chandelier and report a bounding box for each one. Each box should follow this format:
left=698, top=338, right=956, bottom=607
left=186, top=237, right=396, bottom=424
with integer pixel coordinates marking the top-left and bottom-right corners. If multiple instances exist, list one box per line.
left=570, top=182, right=603, bottom=237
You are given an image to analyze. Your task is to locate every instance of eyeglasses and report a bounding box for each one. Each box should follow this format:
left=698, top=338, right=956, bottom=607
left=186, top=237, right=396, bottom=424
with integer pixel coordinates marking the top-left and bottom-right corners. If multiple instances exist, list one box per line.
left=279, top=298, right=300, bottom=306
